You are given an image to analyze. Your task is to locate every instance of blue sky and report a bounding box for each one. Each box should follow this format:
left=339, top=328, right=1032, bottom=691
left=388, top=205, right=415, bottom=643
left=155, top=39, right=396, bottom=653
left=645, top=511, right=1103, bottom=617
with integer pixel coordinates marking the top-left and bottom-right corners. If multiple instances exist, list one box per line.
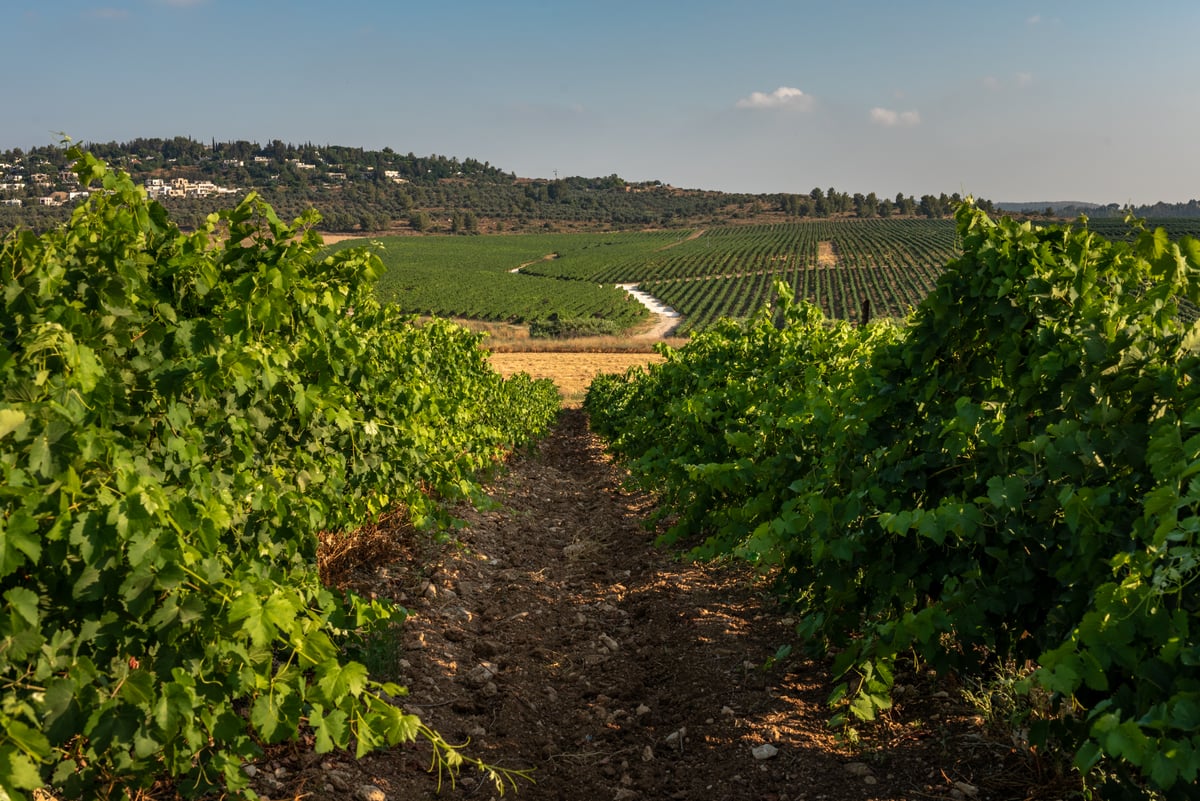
left=4, top=0, right=1197, bottom=203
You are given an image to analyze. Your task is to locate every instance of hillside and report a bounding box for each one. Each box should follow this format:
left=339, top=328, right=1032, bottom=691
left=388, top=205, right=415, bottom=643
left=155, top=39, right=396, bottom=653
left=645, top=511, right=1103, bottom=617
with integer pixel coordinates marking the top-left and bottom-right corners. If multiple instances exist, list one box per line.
left=999, top=199, right=1200, bottom=219
left=995, top=200, right=1103, bottom=212
left=1, top=136, right=986, bottom=235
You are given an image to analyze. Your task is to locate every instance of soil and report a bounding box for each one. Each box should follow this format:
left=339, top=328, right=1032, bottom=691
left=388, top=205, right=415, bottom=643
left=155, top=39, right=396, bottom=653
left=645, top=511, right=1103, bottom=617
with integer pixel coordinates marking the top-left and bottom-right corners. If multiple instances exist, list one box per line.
left=251, top=410, right=1079, bottom=801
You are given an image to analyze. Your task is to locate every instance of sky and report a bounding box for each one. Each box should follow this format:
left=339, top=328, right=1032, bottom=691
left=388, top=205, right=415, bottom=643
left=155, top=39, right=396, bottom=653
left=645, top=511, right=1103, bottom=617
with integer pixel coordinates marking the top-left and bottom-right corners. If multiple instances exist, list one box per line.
left=4, top=0, right=1198, bottom=204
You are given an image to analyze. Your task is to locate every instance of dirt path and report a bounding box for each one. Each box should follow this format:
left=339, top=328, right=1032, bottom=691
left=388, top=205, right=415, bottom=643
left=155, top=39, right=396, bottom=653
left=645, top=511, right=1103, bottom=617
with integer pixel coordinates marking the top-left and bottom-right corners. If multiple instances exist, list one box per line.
left=508, top=256, right=681, bottom=338
left=511, top=253, right=560, bottom=273
left=617, top=284, right=681, bottom=338
left=253, top=411, right=1071, bottom=801
left=655, top=228, right=706, bottom=251
left=631, top=311, right=680, bottom=339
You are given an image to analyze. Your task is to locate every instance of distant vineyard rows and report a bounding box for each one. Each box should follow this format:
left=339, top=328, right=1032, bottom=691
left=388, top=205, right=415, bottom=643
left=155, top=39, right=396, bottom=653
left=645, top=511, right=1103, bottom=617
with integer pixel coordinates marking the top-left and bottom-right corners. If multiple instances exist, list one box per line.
left=634, top=220, right=957, bottom=332
left=355, top=217, right=1200, bottom=336
left=335, top=232, right=682, bottom=329
left=355, top=221, right=954, bottom=333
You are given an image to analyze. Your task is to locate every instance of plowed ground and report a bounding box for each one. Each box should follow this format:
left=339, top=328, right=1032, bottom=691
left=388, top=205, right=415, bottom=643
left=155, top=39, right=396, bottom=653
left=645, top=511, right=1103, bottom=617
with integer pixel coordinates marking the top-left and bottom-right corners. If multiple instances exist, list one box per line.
left=253, top=410, right=1079, bottom=801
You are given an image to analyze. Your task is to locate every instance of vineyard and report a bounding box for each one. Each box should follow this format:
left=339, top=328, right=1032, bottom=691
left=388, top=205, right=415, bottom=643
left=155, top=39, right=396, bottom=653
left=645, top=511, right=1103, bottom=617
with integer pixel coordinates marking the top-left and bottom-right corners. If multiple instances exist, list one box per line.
left=511, top=219, right=955, bottom=332
left=348, top=221, right=957, bottom=335
left=9, top=149, right=1200, bottom=800
left=333, top=232, right=684, bottom=330
left=0, top=152, right=560, bottom=798
left=586, top=206, right=1200, bottom=799
left=355, top=218, right=1200, bottom=338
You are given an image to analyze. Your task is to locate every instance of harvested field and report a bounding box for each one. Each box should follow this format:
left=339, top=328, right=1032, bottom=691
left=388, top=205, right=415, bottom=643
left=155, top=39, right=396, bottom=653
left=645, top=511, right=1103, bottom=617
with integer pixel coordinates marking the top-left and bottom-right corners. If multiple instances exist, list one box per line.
left=490, top=352, right=664, bottom=406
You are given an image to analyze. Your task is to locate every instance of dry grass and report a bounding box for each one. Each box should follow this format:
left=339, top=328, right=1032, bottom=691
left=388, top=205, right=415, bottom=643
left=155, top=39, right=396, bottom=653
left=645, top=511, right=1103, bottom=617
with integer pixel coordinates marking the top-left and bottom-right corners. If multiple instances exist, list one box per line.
left=817, top=240, right=839, bottom=266
left=470, top=315, right=679, bottom=405
left=489, top=336, right=684, bottom=353
left=317, top=509, right=416, bottom=589
left=490, top=351, right=664, bottom=406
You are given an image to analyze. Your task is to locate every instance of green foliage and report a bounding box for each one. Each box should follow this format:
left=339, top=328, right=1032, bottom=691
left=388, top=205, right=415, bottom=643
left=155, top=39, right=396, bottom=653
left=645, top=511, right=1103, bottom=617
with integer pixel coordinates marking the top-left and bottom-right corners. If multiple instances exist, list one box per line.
left=347, top=232, right=664, bottom=330
left=528, top=317, right=622, bottom=338
left=0, top=150, right=558, bottom=797
left=586, top=205, right=1200, bottom=797
left=523, top=220, right=959, bottom=333
left=0, top=137, right=747, bottom=234
left=320, top=219, right=1198, bottom=337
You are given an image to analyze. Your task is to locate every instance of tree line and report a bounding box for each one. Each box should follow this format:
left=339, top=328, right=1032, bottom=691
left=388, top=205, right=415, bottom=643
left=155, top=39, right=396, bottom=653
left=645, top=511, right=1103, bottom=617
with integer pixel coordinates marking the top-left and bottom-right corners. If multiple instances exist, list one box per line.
left=778, top=187, right=999, bottom=219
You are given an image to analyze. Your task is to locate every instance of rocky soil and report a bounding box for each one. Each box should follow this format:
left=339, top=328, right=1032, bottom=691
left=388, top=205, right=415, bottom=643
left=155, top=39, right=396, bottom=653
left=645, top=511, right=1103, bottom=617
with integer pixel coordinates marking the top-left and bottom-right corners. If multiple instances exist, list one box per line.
left=251, top=409, right=1079, bottom=801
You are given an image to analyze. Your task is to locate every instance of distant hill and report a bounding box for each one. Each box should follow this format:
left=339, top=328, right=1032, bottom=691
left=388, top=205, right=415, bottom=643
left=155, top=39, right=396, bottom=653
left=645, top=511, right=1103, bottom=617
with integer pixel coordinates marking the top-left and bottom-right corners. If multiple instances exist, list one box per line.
left=18, top=135, right=1200, bottom=235
left=996, top=201, right=1103, bottom=212
left=999, top=199, right=1200, bottom=219
left=0, top=136, right=986, bottom=234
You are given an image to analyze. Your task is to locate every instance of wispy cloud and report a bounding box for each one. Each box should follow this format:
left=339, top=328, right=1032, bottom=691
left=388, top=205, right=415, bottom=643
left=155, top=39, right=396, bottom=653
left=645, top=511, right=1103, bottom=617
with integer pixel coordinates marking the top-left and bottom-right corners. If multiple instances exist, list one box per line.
left=982, top=72, right=1034, bottom=90
left=1026, top=14, right=1062, bottom=26
left=735, top=86, right=814, bottom=111
left=869, top=107, right=920, bottom=127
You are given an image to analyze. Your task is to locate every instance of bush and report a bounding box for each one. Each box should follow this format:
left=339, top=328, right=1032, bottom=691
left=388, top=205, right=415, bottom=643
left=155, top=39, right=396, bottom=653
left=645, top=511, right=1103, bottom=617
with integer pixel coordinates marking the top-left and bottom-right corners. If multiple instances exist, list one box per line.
left=529, top=317, right=622, bottom=338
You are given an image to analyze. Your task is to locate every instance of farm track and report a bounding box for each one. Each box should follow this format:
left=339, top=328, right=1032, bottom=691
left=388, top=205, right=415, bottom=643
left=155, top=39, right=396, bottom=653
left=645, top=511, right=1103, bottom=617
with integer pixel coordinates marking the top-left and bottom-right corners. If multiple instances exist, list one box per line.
left=511, top=253, right=560, bottom=273
left=253, top=410, right=1075, bottom=801
left=654, top=227, right=707, bottom=250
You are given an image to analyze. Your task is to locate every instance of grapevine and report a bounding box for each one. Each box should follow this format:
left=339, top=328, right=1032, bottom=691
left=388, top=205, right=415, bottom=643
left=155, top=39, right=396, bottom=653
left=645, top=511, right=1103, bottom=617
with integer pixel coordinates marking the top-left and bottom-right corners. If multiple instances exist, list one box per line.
left=0, top=150, right=558, bottom=797
left=587, top=204, right=1200, bottom=797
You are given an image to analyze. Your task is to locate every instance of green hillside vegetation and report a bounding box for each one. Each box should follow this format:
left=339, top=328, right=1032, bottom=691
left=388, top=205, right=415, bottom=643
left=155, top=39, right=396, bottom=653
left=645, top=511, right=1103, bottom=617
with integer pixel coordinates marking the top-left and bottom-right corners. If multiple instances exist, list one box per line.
left=2, top=137, right=1001, bottom=236
left=5, top=138, right=1199, bottom=245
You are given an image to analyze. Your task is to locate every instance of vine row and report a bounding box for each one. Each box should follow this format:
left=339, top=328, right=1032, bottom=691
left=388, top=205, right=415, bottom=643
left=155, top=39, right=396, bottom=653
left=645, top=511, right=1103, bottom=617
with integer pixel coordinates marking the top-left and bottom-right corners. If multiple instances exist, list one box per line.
left=0, top=151, right=559, bottom=797
left=587, top=206, right=1200, bottom=798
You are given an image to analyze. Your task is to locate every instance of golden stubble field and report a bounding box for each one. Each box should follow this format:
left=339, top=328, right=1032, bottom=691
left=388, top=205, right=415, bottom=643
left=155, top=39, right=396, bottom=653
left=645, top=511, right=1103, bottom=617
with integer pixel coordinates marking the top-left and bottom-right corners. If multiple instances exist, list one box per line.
left=489, top=351, right=664, bottom=406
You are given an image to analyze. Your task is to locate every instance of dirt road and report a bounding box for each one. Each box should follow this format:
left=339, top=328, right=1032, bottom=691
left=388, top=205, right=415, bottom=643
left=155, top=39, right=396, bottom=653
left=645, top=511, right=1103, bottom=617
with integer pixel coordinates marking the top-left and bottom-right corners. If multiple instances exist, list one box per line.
left=253, top=410, right=1074, bottom=801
